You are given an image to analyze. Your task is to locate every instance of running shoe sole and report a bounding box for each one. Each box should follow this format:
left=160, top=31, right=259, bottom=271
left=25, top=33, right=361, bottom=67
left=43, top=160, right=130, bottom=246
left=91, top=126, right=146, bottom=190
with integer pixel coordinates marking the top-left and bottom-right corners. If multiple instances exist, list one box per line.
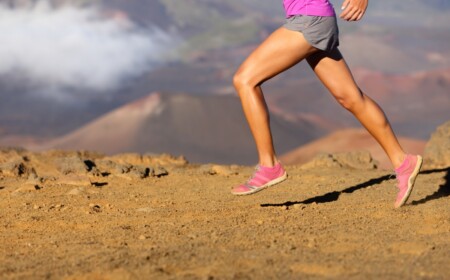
left=231, top=172, right=288, bottom=196
left=395, top=155, right=423, bottom=208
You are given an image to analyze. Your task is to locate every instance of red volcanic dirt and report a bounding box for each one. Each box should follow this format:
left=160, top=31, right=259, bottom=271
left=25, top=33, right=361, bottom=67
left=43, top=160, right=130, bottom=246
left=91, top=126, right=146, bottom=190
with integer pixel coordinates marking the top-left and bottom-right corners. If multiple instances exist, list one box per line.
left=0, top=149, right=449, bottom=279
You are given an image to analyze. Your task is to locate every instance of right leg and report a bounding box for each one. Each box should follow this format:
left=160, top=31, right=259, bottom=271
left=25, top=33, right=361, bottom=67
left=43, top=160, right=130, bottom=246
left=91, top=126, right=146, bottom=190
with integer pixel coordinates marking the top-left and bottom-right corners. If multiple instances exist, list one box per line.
left=233, top=27, right=318, bottom=167
left=305, top=49, right=406, bottom=168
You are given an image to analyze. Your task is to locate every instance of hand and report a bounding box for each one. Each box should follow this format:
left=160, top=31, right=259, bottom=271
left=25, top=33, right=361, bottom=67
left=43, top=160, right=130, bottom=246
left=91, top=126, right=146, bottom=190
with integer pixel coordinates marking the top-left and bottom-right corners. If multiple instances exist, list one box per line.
left=339, top=0, right=368, bottom=21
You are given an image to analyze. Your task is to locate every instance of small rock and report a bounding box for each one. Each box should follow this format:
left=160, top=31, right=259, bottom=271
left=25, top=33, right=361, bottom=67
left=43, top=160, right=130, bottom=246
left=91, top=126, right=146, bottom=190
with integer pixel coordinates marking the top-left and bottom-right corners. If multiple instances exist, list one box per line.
left=27, top=168, right=39, bottom=180
left=54, top=157, right=89, bottom=175
left=0, top=160, right=30, bottom=177
left=301, top=151, right=378, bottom=170
left=137, top=207, right=154, bottom=213
left=114, top=163, right=133, bottom=174
left=128, top=166, right=152, bottom=179
left=198, top=164, right=216, bottom=175
left=334, top=150, right=378, bottom=170
left=293, top=204, right=304, bottom=210
left=141, top=153, right=188, bottom=166
left=424, top=120, right=450, bottom=168
left=300, top=153, right=342, bottom=170
left=211, top=165, right=238, bottom=176
left=67, top=187, right=86, bottom=196
left=154, top=166, right=169, bottom=177
left=89, top=204, right=102, bottom=213
left=14, top=184, right=41, bottom=193
left=139, top=235, right=146, bottom=240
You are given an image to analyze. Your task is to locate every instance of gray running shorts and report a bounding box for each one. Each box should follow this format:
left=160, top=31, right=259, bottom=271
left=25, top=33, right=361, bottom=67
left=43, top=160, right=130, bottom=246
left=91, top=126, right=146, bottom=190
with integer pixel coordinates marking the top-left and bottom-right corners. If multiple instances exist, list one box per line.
left=283, top=15, right=339, bottom=52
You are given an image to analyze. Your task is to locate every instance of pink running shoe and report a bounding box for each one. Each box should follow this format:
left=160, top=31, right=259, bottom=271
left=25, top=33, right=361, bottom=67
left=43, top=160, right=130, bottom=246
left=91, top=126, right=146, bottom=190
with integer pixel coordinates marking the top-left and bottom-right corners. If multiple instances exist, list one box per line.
left=394, top=155, right=423, bottom=208
left=231, top=163, right=287, bottom=195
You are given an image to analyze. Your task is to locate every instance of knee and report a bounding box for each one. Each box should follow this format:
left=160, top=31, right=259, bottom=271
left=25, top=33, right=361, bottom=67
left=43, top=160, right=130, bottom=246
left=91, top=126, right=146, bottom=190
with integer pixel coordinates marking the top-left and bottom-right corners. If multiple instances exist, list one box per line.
left=233, top=68, right=258, bottom=94
left=335, top=88, right=365, bottom=112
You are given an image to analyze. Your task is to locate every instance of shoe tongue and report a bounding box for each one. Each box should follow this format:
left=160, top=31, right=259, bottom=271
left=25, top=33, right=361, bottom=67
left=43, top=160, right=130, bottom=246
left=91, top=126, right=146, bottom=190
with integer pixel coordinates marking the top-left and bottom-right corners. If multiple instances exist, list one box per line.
left=395, top=156, right=411, bottom=174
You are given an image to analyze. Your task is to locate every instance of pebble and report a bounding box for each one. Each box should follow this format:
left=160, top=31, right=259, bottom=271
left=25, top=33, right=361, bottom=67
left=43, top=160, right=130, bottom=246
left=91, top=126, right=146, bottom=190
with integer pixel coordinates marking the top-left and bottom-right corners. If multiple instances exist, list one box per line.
left=139, top=235, right=147, bottom=240
left=129, top=166, right=151, bottom=179
left=198, top=164, right=216, bottom=175
left=154, top=167, right=169, bottom=177
left=293, top=204, right=305, bottom=210
left=54, top=156, right=89, bottom=175
left=0, top=160, right=31, bottom=177
left=211, top=165, right=238, bottom=176
left=14, top=184, right=40, bottom=193
left=89, top=204, right=102, bottom=213
left=137, top=207, right=154, bottom=213
left=67, top=187, right=86, bottom=196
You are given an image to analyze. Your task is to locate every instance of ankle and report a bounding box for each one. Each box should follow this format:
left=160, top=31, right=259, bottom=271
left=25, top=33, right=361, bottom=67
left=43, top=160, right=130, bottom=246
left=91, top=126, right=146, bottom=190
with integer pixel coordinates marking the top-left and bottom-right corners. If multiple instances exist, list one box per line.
left=392, top=153, right=407, bottom=169
left=259, top=156, right=278, bottom=168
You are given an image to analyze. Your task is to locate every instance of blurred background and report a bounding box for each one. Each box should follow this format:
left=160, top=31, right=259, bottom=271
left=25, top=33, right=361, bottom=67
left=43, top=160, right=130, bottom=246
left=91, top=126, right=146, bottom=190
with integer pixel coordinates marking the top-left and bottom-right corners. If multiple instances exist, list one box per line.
left=0, top=0, right=449, bottom=167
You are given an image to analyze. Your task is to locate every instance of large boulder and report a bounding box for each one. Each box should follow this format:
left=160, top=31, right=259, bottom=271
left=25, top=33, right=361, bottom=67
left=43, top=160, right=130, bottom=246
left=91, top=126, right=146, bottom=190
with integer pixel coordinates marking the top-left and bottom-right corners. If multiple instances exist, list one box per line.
left=300, top=150, right=378, bottom=170
left=424, top=121, right=450, bottom=168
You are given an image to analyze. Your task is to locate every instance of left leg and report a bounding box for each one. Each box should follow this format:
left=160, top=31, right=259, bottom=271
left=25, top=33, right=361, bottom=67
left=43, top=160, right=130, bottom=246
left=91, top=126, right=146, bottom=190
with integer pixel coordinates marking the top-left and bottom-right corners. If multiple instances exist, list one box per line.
left=307, top=49, right=423, bottom=208
left=306, top=49, right=406, bottom=168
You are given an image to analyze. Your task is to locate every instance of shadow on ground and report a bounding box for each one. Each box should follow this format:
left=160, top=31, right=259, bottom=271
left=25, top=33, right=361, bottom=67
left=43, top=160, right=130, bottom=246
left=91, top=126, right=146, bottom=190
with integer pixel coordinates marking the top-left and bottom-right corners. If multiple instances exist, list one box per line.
left=411, top=167, right=450, bottom=205
left=261, top=167, right=450, bottom=208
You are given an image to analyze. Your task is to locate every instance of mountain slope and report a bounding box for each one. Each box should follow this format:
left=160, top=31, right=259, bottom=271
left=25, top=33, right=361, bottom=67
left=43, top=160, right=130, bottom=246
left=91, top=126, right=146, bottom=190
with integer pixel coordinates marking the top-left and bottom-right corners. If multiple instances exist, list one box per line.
left=43, top=92, right=327, bottom=164
left=265, top=68, right=450, bottom=139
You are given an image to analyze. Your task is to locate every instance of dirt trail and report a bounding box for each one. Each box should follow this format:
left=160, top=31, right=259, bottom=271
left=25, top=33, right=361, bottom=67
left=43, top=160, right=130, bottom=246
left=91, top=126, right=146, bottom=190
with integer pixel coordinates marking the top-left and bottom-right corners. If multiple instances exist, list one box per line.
left=0, top=150, right=449, bottom=279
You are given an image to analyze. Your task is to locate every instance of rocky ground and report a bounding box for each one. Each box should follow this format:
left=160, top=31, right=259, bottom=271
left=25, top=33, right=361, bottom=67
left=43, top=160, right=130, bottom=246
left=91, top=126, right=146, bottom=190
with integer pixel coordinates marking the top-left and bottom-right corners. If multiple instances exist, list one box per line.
left=0, top=146, right=449, bottom=279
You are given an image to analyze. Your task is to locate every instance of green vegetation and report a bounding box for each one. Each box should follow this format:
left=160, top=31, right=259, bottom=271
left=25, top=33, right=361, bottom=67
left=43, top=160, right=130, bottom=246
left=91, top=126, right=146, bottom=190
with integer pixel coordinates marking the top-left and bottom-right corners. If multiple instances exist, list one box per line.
left=159, top=0, right=265, bottom=58
left=180, top=18, right=259, bottom=55
left=159, top=0, right=226, bottom=29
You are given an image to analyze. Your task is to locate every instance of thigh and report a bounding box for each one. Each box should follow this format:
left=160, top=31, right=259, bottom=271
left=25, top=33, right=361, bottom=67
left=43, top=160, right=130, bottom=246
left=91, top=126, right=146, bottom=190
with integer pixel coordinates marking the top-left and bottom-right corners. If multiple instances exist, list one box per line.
left=306, top=48, right=361, bottom=98
left=236, top=27, right=318, bottom=86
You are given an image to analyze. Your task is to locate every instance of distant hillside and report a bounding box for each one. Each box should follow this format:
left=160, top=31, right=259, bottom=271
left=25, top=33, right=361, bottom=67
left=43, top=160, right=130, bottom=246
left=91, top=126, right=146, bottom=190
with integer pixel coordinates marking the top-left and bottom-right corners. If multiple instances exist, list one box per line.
left=99, top=0, right=172, bottom=29
left=265, top=68, right=450, bottom=139
left=41, top=92, right=327, bottom=164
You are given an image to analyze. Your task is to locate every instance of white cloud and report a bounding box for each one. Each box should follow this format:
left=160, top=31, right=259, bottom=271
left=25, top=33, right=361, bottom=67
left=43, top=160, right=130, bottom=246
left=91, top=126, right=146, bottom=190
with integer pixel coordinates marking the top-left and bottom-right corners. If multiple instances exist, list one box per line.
left=0, top=1, right=173, bottom=98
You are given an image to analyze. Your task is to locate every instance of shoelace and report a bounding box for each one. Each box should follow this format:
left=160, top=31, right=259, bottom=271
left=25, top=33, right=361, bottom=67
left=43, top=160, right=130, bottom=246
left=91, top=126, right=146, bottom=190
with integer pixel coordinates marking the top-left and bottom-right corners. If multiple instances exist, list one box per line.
left=246, top=165, right=261, bottom=184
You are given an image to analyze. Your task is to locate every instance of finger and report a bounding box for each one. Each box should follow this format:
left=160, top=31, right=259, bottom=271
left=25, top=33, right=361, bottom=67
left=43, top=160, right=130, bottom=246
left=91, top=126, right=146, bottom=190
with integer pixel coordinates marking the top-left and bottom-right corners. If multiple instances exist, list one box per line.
left=339, top=5, right=353, bottom=19
left=339, top=0, right=351, bottom=18
left=349, top=10, right=361, bottom=21
left=341, top=0, right=351, bottom=10
left=342, top=7, right=358, bottom=20
left=353, top=9, right=366, bottom=21
left=356, top=10, right=366, bottom=21
left=346, top=7, right=365, bottom=21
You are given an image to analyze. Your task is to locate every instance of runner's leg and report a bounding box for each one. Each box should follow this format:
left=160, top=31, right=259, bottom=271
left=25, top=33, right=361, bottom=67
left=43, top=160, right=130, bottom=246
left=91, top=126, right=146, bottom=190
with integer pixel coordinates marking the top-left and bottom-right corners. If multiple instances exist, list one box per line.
left=234, top=27, right=318, bottom=167
left=306, top=49, right=406, bottom=168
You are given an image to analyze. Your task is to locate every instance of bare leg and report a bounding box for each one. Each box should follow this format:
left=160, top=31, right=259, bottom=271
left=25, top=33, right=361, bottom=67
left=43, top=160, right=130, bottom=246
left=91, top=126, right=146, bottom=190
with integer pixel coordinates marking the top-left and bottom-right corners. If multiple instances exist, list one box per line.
left=307, top=49, right=406, bottom=168
left=233, top=27, right=317, bottom=167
